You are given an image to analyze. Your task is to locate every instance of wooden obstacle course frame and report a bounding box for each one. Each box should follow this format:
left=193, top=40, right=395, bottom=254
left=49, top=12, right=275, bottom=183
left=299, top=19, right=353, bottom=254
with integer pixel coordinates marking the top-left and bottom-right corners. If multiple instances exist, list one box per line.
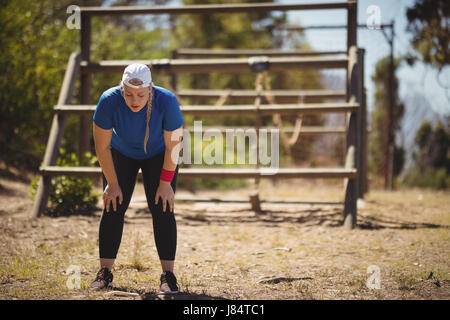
left=32, top=1, right=364, bottom=230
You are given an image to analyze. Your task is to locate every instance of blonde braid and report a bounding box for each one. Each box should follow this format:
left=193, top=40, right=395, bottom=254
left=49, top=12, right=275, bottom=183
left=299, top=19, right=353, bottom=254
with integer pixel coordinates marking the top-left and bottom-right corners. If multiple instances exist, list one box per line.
left=144, top=86, right=153, bottom=153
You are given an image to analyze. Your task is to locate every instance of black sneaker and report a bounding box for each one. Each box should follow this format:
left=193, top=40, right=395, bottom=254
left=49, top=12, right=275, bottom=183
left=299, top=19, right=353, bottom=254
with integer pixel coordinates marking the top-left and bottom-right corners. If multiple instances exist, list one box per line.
left=160, top=271, right=179, bottom=294
left=90, top=267, right=113, bottom=290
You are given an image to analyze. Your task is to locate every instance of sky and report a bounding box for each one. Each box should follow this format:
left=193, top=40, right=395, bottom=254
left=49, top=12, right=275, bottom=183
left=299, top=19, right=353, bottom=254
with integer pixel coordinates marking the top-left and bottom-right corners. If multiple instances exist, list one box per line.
left=278, top=0, right=449, bottom=116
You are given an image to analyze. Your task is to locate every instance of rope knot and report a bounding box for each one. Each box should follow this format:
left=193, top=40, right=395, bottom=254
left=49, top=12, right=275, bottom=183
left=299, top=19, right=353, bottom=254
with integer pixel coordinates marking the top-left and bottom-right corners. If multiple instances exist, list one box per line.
left=248, top=56, right=270, bottom=72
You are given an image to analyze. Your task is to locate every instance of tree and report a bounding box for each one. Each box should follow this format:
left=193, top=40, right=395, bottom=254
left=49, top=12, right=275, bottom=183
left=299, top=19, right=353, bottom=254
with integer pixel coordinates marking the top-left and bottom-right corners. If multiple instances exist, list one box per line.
left=406, top=0, right=449, bottom=70
left=405, top=0, right=450, bottom=101
left=0, top=0, right=90, bottom=168
left=368, top=56, right=405, bottom=178
left=413, top=121, right=450, bottom=171
left=403, top=120, right=450, bottom=189
left=0, top=0, right=169, bottom=168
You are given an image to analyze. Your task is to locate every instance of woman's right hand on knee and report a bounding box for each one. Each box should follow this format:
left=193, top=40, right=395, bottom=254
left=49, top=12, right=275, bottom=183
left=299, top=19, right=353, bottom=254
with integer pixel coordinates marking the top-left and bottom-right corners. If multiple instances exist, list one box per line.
left=103, top=183, right=123, bottom=212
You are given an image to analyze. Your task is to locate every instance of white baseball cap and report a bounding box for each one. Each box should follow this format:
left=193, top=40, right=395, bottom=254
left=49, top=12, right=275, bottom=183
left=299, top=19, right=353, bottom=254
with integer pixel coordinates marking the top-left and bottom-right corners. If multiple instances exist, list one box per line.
left=121, top=63, right=152, bottom=88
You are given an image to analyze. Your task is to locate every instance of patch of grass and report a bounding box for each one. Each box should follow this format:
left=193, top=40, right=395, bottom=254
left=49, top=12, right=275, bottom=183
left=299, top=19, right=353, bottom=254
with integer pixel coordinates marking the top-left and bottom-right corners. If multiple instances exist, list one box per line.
left=113, top=270, right=158, bottom=291
left=294, top=281, right=315, bottom=299
left=346, top=273, right=369, bottom=291
left=395, top=273, right=417, bottom=291
left=269, top=234, right=285, bottom=248
left=178, top=273, right=191, bottom=293
left=237, top=263, right=250, bottom=274
left=131, top=231, right=147, bottom=271
left=0, top=235, right=104, bottom=299
left=231, top=231, right=254, bottom=243
left=390, top=267, right=432, bottom=291
left=0, top=255, right=42, bottom=283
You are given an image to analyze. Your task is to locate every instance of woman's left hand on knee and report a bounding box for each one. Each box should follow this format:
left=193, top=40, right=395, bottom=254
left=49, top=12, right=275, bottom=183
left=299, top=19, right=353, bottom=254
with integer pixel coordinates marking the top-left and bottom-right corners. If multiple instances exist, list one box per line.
left=155, top=181, right=175, bottom=213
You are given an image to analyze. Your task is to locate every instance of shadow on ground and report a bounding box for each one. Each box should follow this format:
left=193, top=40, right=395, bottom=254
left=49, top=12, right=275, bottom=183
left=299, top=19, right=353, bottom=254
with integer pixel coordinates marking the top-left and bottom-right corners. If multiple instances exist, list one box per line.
left=357, top=215, right=449, bottom=230
left=109, top=286, right=227, bottom=300
left=141, top=291, right=227, bottom=300
left=157, top=205, right=450, bottom=231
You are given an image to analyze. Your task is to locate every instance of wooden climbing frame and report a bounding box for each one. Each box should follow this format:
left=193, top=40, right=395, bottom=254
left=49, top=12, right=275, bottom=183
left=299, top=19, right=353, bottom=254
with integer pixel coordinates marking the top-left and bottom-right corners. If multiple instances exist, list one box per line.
left=32, top=1, right=366, bottom=230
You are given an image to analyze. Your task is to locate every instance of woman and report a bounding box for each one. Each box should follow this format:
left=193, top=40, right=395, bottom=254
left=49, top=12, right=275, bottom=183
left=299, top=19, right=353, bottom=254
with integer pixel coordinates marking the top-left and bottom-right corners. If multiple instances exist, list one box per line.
left=90, top=63, right=184, bottom=294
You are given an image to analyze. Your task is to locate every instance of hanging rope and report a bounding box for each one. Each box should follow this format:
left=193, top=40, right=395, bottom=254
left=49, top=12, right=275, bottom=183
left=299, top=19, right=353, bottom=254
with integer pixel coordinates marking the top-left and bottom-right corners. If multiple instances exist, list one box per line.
left=215, top=88, right=232, bottom=106
left=253, top=72, right=264, bottom=183
left=287, top=95, right=304, bottom=146
left=260, top=71, right=303, bottom=156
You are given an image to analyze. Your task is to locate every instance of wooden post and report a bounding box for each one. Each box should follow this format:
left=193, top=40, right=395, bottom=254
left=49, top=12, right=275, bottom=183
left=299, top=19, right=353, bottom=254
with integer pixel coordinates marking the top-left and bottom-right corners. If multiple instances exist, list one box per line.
left=170, top=50, right=178, bottom=91
left=251, top=72, right=263, bottom=215
left=385, top=20, right=395, bottom=190
left=363, top=87, right=368, bottom=195
left=80, top=12, right=92, bottom=158
left=343, top=45, right=360, bottom=229
left=346, top=0, right=357, bottom=52
left=357, top=48, right=365, bottom=199
left=343, top=0, right=358, bottom=229
left=250, top=190, right=262, bottom=213
left=31, top=52, right=81, bottom=218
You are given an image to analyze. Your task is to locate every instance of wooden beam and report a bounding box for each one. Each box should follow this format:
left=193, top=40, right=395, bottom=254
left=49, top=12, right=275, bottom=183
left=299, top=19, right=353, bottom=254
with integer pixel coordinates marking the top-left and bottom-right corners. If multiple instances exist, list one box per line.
left=176, top=48, right=347, bottom=57
left=80, top=56, right=349, bottom=74
left=183, top=126, right=346, bottom=135
left=80, top=12, right=92, bottom=158
left=275, top=23, right=393, bottom=31
left=177, top=89, right=346, bottom=101
left=346, top=0, right=357, bottom=52
left=40, top=166, right=357, bottom=179
left=54, top=102, right=359, bottom=116
left=175, top=195, right=344, bottom=205
left=177, top=103, right=358, bottom=115
left=31, top=52, right=81, bottom=218
left=80, top=2, right=353, bottom=16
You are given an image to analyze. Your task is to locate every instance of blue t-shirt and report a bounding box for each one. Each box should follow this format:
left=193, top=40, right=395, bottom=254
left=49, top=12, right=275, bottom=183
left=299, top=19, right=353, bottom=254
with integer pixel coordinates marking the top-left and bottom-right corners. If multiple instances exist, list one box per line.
left=93, top=85, right=184, bottom=159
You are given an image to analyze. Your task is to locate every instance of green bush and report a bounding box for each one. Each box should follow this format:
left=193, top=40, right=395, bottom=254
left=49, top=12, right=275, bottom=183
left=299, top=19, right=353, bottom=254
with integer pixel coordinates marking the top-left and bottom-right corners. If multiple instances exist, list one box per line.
left=30, top=149, right=100, bottom=216
left=402, top=166, right=450, bottom=190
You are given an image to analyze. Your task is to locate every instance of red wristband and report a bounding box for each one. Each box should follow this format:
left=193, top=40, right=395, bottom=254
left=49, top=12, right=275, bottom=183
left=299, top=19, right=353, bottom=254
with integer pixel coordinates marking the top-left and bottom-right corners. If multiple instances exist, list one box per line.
left=160, top=168, right=175, bottom=182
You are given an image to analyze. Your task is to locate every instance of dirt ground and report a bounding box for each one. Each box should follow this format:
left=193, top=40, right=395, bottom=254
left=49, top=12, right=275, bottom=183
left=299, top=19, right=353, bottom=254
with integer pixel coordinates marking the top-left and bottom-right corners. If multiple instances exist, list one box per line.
left=0, top=167, right=449, bottom=300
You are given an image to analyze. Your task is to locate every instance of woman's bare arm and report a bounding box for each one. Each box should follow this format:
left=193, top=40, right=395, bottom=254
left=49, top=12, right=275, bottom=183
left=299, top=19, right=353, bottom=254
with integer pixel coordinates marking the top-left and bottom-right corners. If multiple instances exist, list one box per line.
left=93, top=124, right=122, bottom=211
left=93, top=124, right=118, bottom=186
left=162, top=126, right=183, bottom=174
left=154, top=126, right=183, bottom=213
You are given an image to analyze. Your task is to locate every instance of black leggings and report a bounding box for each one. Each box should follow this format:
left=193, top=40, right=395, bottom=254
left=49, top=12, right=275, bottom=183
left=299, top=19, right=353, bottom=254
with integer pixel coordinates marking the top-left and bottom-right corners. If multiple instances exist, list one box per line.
left=99, top=147, right=178, bottom=261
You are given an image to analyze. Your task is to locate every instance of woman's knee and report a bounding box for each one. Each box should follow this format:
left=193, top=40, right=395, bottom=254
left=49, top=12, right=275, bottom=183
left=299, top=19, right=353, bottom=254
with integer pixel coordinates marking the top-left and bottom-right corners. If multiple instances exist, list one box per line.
left=148, top=202, right=175, bottom=217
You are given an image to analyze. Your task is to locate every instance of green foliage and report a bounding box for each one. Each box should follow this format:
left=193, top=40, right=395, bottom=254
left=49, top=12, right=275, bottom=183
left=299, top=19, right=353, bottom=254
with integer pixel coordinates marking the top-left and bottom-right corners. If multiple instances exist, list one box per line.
left=368, top=56, right=405, bottom=176
left=393, top=145, right=405, bottom=177
left=406, top=0, right=449, bottom=70
left=403, top=167, right=450, bottom=190
left=4, top=0, right=324, bottom=191
left=368, top=103, right=385, bottom=174
left=0, top=0, right=167, bottom=168
left=30, top=149, right=100, bottom=216
left=414, top=121, right=433, bottom=149
left=177, top=129, right=250, bottom=190
left=0, top=0, right=81, bottom=167
left=402, top=120, right=450, bottom=189
left=412, top=121, right=450, bottom=171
